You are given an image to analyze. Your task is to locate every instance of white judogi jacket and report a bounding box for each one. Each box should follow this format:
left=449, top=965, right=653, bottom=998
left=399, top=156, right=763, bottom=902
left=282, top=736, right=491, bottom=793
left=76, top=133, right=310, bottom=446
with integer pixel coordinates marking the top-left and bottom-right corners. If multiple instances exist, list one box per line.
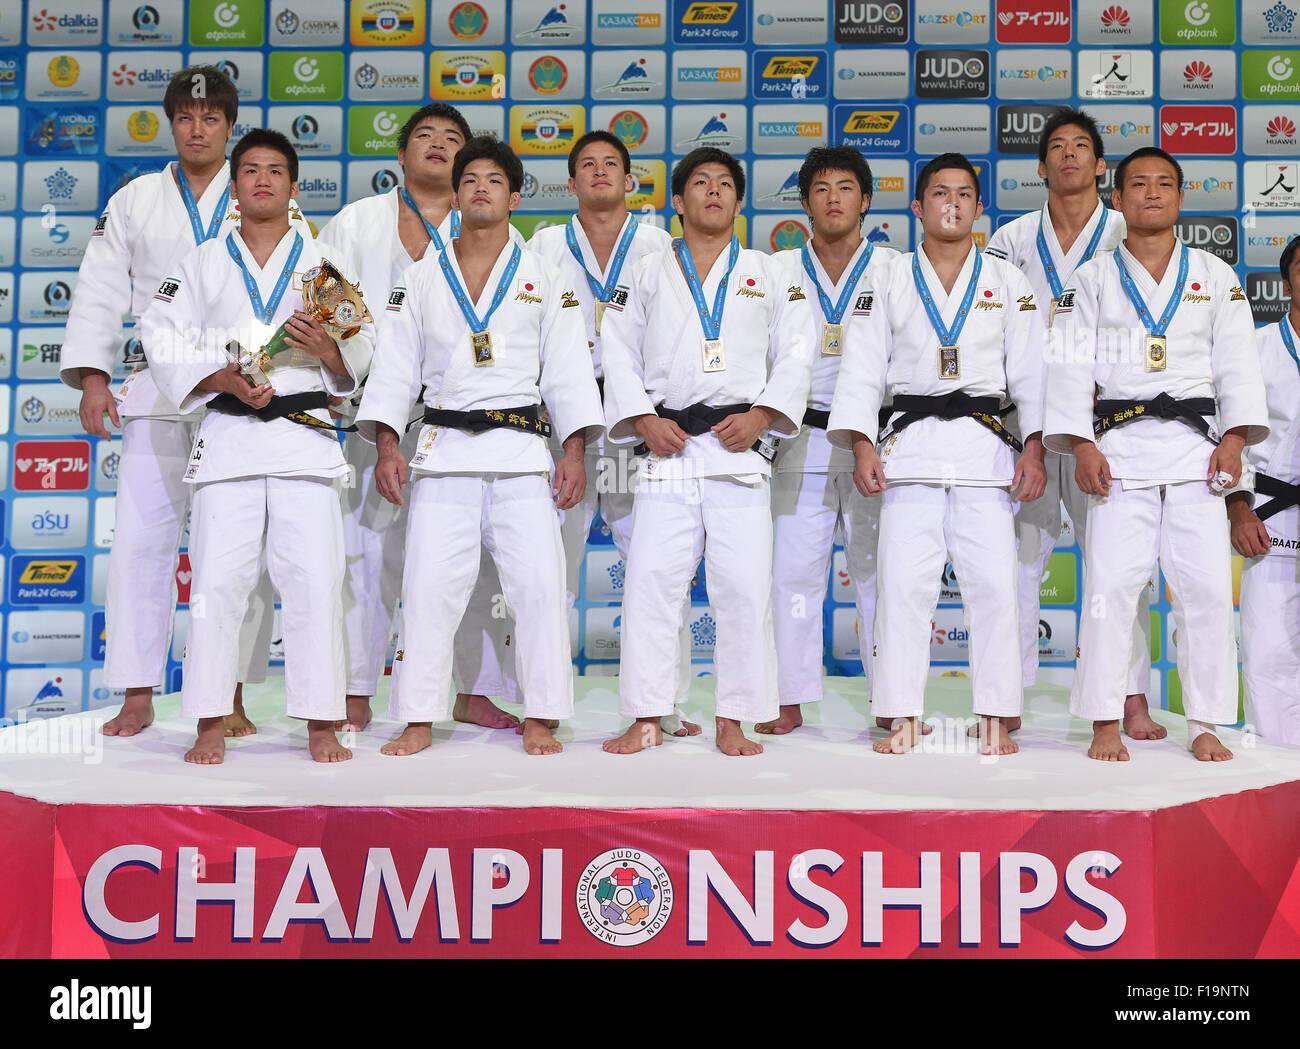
left=1242, top=317, right=1300, bottom=556
left=826, top=240, right=1047, bottom=486
left=773, top=238, right=897, bottom=474
left=354, top=238, right=604, bottom=474
left=985, top=200, right=1125, bottom=322
left=142, top=228, right=374, bottom=483
left=1043, top=242, right=1269, bottom=483
left=601, top=240, right=815, bottom=482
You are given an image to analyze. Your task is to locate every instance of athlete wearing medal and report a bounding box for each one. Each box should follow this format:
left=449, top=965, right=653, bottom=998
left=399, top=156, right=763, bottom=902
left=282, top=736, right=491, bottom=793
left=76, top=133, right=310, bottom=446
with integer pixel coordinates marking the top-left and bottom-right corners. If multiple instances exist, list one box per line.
left=356, top=138, right=603, bottom=757
left=827, top=153, right=1048, bottom=756
left=321, top=104, right=524, bottom=736
left=1044, top=147, right=1268, bottom=762
left=145, top=130, right=373, bottom=764
left=601, top=148, right=815, bottom=756
left=59, top=66, right=276, bottom=740
left=983, top=111, right=1162, bottom=739
left=760, top=146, right=896, bottom=736
left=1227, top=239, right=1300, bottom=745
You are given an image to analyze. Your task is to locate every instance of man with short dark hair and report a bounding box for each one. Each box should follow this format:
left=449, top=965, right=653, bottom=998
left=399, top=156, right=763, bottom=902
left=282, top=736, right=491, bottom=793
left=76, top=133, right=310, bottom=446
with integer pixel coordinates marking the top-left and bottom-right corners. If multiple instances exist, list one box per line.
left=59, top=65, right=278, bottom=740
left=357, top=137, right=603, bottom=757
left=601, top=147, right=814, bottom=756
left=1044, top=147, right=1268, bottom=762
left=828, top=152, right=1047, bottom=756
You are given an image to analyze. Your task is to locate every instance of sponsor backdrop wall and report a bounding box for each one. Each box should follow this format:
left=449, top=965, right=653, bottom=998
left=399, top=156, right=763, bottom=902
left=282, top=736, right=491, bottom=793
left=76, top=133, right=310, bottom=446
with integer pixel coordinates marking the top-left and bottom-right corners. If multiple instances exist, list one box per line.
left=0, top=0, right=1294, bottom=719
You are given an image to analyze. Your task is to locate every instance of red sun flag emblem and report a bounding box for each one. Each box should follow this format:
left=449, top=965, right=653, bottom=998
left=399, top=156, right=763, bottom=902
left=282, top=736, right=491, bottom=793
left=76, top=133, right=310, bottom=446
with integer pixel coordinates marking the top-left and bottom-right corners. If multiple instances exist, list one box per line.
left=1100, top=5, right=1129, bottom=27
left=746, top=278, right=755, bottom=286
left=1184, top=61, right=1213, bottom=83
left=525, top=282, right=534, bottom=291
left=1191, top=282, right=1201, bottom=291
left=984, top=289, right=993, bottom=296
left=1268, top=116, right=1297, bottom=138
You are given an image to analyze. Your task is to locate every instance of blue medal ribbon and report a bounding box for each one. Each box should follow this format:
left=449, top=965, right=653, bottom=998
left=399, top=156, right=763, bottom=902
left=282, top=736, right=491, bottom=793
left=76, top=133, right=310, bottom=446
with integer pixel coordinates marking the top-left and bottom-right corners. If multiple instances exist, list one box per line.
left=175, top=163, right=228, bottom=245
left=1036, top=206, right=1109, bottom=301
left=1113, top=242, right=1189, bottom=337
left=400, top=187, right=459, bottom=251
left=438, top=243, right=521, bottom=333
left=674, top=235, right=740, bottom=341
left=225, top=231, right=303, bottom=323
left=566, top=215, right=639, bottom=304
left=801, top=239, right=875, bottom=324
left=911, top=248, right=983, bottom=347
left=1281, top=316, right=1300, bottom=372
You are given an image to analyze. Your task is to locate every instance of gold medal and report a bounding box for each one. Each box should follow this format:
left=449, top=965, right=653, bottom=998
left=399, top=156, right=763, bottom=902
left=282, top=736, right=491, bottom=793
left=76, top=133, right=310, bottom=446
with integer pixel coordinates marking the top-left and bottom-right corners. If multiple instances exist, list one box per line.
left=821, top=322, right=843, bottom=357
left=939, top=344, right=960, bottom=379
left=471, top=329, right=494, bottom=366
left=1144, top=333, right=1166, bottom=372
left=702, top=337, right=726, bottom=372
left=595, top=300, right=607, bottom=335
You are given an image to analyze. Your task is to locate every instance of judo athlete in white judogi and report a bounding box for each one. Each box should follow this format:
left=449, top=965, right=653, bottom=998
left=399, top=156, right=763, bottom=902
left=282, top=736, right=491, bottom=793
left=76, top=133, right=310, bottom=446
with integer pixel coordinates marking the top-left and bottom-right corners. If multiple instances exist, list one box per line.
left=320, top=104, right=523, bottom=734
left=145, top=131, right=373, bottom=764
left=357, top=138, right=603, bottom=757
left=601, top=147, right=815, bottom=756
left=828, top=153, right=1048, bottom=756
left=528, top=130, right=700, bottom=738
left=1227, top=239, right=1300, bottom=746
left=1044, top=147, right=1268, bottom=762
left=59, top=66, right=274, bottom=739
left=760, top=146, right=896, bottom=736
left=983, top=110, right=1164, bottom=741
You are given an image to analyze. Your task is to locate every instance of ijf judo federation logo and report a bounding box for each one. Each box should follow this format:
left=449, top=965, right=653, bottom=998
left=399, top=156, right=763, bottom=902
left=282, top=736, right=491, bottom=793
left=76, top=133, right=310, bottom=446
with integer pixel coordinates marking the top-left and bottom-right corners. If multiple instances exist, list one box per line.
left=576, top=849, right=672, bottom=946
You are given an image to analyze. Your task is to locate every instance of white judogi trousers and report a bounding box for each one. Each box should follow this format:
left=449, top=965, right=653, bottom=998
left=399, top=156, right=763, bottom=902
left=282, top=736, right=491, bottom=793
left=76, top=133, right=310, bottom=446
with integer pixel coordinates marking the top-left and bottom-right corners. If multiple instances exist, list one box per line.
left=1073, top=480, right=1236, bottom=726
left=772, top=468, right=879, bottom=703
left=1241, top=553, right=1300, bottom=745
left=618, top=475, right=779, bottom=723
left=339, top=431, right=517, bottom=700
left=107, top=416, right=273, bottom=691
left=1015, top=450, right=1151, bottom=691
left=389, top=473, right=572, bottom=723
left=874, top=483, right=1021, bottom=719
left=183, top=476, right=344, bottom=721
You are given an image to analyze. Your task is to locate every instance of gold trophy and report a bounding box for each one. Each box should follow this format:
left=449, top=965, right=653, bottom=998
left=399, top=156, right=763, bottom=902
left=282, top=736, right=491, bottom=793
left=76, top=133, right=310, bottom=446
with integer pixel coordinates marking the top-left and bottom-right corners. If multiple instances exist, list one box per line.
left=225, top=259, right=372, bottom=387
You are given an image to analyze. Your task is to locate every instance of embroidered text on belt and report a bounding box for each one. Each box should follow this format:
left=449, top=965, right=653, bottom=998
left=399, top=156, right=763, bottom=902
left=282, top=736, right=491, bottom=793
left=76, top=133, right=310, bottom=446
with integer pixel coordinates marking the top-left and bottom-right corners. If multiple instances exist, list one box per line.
left=1092, top=393, right=1219, bottom=443
left=209, top=391, right=356, bottom=433
left=421, top=404, right=553, bottom=437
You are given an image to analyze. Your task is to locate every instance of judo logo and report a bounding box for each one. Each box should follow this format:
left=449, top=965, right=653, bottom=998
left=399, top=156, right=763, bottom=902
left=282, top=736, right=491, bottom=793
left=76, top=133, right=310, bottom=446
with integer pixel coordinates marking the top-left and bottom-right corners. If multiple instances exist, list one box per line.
left=576, top=849, right=673, bottom=946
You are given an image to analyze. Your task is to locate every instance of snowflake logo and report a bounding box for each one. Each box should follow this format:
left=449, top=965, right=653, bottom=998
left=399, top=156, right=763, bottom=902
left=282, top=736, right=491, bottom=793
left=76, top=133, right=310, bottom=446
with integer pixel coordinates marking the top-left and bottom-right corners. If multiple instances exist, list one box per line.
left=605, top=559, right=625, bottom=592
left=690, top=613, right=716, bottom=648
left=44, top=167, right=77, bottom=199
left=1265, top=1, right=1297, bottom=33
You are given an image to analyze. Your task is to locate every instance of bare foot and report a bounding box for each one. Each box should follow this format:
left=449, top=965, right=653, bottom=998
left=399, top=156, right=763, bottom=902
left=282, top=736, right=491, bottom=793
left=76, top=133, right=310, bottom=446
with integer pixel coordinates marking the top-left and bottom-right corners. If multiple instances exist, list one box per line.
left=453, top=692, right=520, bottom=729
left=224, top=684, right=257, bottom=738
left=101, top=688, right=155, bottom=737
left=184, top=716, right=226, bottom=764
left=977, top=715, right=1020, bottom=756
left=381, top=722, right=433, bottom=756
left=522, top=717, right=563, bottom=755
left=716, top=717, right=763, bottom=757
left=342, top=694, right=372, bottom=732
left=515, top=718, right=558, bottom=735
left=881, top=716, right=934, bottom=735
left=603, top=717, right=662, bottom=754
left=1122, top=693, right=1167, bottom=740
left=966, top=716, right=1018, bottom=737
left=666, top=716, right=702, bottom=737
left=1087, top=720, right=1130, bottom=762
left=308, top=720, right=353, bottom=762
left=757, top=704, right=803, bottom=735
left=1191, top=731, right=1233, bottom=762
left=874, top=717, right=922, bottom=754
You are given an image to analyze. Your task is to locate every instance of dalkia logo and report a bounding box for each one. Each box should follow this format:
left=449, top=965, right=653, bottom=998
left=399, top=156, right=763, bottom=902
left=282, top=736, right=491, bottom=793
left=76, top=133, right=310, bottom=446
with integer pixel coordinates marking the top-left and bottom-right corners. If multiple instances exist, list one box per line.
left=576, top=849, right=673, bottom=946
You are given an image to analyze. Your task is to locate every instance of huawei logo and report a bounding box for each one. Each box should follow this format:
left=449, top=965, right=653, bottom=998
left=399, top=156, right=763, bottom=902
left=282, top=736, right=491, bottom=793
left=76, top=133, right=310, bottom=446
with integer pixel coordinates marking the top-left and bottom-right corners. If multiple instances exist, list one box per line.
left=1100, top=5, right=1130, bottom=27
left=1183, top=60, right=1213, bottom=83
left=1268, top=115, right=1297, bottom=138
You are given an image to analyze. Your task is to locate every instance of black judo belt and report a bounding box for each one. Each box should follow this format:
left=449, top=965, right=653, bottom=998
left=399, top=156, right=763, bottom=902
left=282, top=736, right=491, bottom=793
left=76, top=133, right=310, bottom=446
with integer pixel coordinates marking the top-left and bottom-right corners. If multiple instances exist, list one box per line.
left=1092, top=394, right=1219, bottom=444
left=878, top=392, right=1022, bottom=452
left=803, top=408, right=830, bottom=430
left=1254, top=472, right=1300, bottom=522
left=209, top=391, right=355, bottom=433
left=654, top=401, right=775, bottom=461
left=422, top=403, right=552, bottom=438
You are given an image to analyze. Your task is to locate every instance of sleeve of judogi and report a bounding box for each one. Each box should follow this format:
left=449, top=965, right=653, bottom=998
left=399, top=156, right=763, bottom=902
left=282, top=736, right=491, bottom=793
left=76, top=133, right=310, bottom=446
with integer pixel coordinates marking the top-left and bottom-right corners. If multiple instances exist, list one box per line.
left=1210, top=264, right=1269, bottom=446
left=311, top=243, right=374, bottom=397
left=1003, top=265, right=1047, bottom=440
left=601, top=261, right=657, bottom=443
left=60, top=188, right=135, bottom=388
left=826, top=261, right=893, bottom=449
left=140, top=247, right=225, bottom=415
left=1042, top=267, right=1099, bottom=456
left=755, top=252, right=815, bottom=437
left=354, top=268, right=424, bottom=444
left=539, top=270, right=604, bottom=445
